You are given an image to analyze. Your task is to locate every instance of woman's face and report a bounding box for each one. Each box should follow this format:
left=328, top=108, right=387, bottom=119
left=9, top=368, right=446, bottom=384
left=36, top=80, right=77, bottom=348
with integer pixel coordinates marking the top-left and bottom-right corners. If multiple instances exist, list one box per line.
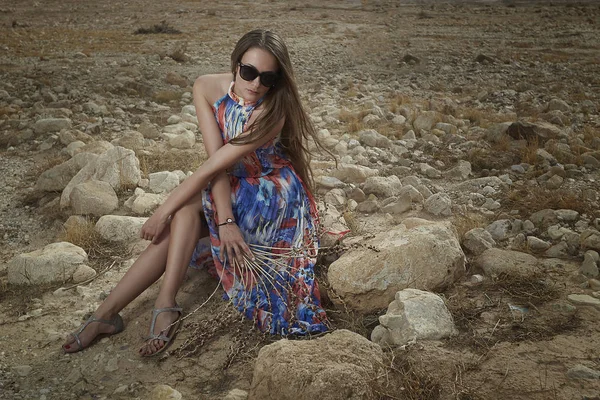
left=234, top=47, right=279, bottom=103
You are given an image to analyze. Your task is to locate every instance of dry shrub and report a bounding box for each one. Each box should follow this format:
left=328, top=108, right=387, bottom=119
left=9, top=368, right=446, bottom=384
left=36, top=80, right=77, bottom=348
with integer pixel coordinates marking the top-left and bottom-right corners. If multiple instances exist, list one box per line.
left=134, top=20, right=181, bottom=35
left=581, top=125, right=599, bottom=145
left=342, top=210, right=361, bottom=236
left=518, top=136, right=540, bottom=164
left=153, top=90, right=183, bottom=103
left=338, top=108, right=370, bottom=133
left=500, top=185, right=596, bottom=219
left=371, top=349, right=442, bottom=400
left=452, top=212, right=489, bottom=240
left=59, top=217, right=129, bottom=260
left=139, top=148, right=206, bottom=177
left=490, top=132, right=512, bottom=152
left=26, top=153, right=70, bottom=180
left=168, top=41, right=188, bottom=63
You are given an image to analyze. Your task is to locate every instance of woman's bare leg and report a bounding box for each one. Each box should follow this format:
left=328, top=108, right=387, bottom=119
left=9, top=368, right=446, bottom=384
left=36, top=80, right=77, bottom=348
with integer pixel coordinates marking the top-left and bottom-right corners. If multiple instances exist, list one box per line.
left=64, top=194, right=207, bottom=353
left=139, top=195, right=206, bottom=355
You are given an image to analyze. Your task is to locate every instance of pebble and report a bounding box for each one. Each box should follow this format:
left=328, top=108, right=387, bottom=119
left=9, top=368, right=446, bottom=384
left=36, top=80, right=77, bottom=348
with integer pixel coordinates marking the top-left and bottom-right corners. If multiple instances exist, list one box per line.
left=13, top=365, right=32, bottom=377
left=567, top=294, right=600, bottom=308
left=566, top=364, right=600, bottom=380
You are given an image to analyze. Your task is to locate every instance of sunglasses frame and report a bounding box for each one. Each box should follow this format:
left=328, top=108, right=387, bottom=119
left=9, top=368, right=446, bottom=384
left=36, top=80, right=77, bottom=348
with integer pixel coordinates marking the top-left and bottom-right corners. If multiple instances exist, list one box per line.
left=238, top=62, right=280, bottom=88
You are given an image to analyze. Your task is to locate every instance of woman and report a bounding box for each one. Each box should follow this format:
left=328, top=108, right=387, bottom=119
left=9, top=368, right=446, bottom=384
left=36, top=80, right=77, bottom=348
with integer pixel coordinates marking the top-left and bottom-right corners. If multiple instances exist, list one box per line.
left=62, top=29, right=330, bottom=357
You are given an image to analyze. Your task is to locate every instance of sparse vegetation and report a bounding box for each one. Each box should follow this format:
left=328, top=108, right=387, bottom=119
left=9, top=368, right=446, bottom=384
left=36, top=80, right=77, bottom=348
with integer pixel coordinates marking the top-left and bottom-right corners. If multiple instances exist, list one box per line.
left=134, top=20, right=181, bottom=35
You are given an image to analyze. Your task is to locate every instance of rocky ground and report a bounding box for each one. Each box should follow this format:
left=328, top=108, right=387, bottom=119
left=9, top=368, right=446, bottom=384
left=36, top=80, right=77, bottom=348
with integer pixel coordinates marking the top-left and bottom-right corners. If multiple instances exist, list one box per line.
left=1, top=0, right=600, bottom=399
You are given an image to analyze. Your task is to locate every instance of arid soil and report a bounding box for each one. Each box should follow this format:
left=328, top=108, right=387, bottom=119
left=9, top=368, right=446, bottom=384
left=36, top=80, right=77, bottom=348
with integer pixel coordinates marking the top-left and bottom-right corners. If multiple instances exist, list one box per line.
left=1, top=1, right=600, bottom=399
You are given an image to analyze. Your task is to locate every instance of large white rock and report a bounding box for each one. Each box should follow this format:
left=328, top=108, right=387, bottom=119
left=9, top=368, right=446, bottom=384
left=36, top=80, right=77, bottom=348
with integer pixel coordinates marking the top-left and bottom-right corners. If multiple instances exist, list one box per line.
left=60, top=146, right=141, bottom=207
left=125, top=191, right=165, bottom=215
left=70, top=180, right=119, bottom=216
left=33, top=118, right=72, bottom=135
left=35, top=152, right=97, bottom=192
left=413, top=111, right=440, bottom=132
left=7, top=242, right=88, bottom=285
left=475, top=248, right=540, bottom=277
left=149, top=171, right=179, bottom=194
left=330, top=164, right=379, bottom=184
left=328, top=221, right=465, bottom=313
left=249, top=330, right=383, bottom=400
left=162, top=130, right=195, bottom=149
left=110, top=130, right=145, bottom=151
left=371, top=288, right=457, bottom=347
left=362, top=175, right=402, bottom=198
left=95, top=215, right=148, bottom=242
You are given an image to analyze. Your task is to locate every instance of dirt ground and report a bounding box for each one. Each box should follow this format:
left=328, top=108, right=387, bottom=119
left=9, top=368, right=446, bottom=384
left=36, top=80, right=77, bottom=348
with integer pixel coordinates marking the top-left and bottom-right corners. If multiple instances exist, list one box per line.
left=1, top=0, right=600, bottom=399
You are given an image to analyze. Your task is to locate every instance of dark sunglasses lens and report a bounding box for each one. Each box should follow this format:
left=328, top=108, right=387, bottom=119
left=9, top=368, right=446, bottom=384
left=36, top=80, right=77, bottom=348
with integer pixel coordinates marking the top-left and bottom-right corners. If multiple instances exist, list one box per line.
left=239, top=65, right=258, bottom=81
left=260, top=73, right=278, bottom=87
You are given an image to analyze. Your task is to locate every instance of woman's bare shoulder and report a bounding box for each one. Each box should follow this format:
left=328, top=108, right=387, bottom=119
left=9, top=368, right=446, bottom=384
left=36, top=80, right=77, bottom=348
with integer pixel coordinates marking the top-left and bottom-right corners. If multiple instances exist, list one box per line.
left=193, top=73, right=233, bottom=105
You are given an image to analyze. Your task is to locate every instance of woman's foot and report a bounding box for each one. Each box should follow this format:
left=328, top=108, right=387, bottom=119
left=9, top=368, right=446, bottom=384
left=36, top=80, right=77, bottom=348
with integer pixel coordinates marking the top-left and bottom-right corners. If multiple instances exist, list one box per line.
left=63, top=314, right=124, bottom=353
left=138, top=303, right=183, bottom=357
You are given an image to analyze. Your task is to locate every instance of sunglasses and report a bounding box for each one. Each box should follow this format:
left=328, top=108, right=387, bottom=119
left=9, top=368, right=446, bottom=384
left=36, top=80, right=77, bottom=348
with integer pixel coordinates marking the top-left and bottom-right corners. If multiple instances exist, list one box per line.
left=238, top=63, right=279, bottom=87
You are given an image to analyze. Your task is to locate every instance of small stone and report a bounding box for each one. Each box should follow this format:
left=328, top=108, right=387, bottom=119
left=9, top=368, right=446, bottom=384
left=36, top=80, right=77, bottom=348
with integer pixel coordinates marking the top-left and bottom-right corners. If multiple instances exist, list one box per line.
left=13, top=365, right=32, bottom=377
left=581, top=251, right=599, bottom=278
left=72, top=265, right=97, bottom=283
left=150, top=384, right=182, bottom=400
left=566, top=364, right=600, bottom=380
left=527, top=236, right=551, bottom=252
left=589, top=279, right=600, bottom=291
left=105, top=356, right=119, bottom=372
left=223, top=389, right=249, bottom=400
left=470, top=274, right=485, bottom=284
left=567, top=294, right=600, bottom=308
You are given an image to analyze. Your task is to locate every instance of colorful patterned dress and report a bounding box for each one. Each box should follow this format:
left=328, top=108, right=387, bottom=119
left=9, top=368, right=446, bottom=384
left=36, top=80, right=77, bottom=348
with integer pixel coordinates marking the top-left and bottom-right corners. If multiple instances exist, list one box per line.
left=190, top=82, right=329, bottom=335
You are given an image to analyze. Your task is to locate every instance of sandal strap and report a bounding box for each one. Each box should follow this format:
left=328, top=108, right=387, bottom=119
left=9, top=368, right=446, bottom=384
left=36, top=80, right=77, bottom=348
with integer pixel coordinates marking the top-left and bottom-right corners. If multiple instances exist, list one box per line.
left=70, top=314, right=124, bottom=351
left=148, top=306, right=183, bottom=337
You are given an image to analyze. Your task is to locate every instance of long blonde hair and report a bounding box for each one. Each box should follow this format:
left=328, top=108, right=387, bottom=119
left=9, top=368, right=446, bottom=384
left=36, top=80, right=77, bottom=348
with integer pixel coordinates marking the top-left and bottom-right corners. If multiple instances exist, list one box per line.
left=229, top=29, right=328, bottom=191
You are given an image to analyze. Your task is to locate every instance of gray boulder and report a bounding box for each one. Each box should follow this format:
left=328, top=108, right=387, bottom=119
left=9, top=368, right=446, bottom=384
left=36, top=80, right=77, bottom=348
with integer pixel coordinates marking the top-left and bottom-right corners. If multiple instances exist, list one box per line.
left=33, top=118, right=72, bottom=135
left=249, top=330, right=383, bottom=400
left=7, top=242, right=88, bottom=285
left=371, top=289, right=457, bottom=347
left=36, top=152, right=97, bottom=192
left=475, top=248, right=540, bottom=277
left=331, top=164, right=379, bottom=184
left=462, top=228, right=496, bottom=255
left=70, top=180, right=119, bottom=216
left=95, top=215, right=148, bottom=242
left=362, top=175, right=402, bottom=198
left=328, top=221, right=465, bottom=313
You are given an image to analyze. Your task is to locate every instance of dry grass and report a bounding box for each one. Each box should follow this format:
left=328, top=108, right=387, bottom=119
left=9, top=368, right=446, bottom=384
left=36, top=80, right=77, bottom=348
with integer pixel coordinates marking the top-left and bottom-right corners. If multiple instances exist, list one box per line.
left=452, top=213, right=489, bottom=240
left=134, top=20, right=182, bottom=35
left=371, top=349, right=443, bottom=400
left=139, top=148, right=206, bottom=177
left=445, top=272, right=575, bottom=354
left=153, top=90, right=183, bottom=103
left=342, top=210, right=362, bottom=236
left=339, top=108, right=371, bottom=133
left=58, top=217, right=129, bottom=260
left=500, top=185, right=597, bottom=219
left=518, top=136, right=540, bottom=165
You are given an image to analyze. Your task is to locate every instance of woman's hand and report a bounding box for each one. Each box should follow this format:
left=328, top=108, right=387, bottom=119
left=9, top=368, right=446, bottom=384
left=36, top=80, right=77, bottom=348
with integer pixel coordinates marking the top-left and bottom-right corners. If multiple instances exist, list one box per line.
left=218, top=223, right=254, bottom=268
left=141, top=211, right=170, bottom=244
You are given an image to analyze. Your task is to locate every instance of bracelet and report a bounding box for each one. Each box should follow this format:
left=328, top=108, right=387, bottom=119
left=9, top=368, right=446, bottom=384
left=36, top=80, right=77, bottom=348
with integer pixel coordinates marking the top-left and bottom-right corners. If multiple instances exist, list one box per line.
left=217, top=217, right=236, bottom=227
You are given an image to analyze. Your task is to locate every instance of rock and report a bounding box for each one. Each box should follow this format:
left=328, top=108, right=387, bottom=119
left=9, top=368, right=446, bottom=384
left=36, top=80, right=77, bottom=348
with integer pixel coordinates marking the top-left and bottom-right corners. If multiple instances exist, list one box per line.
left=529, top=209, right=559, bottom=230
left=65, top=141, right=86, bottom=156
left=362, top=175, right=402, bottom=198
left=358, top=129, right=391, bottom=148
left=419, top=163, right=442, bottom=179
left=95, top=215, right=147, bottom=242
left=328, top=222, right=465, bottom=313
left=59, top=130, right=93, bottom=146
left=463, top=228, right=496, bottom=255
left=70, top=180, right=119, bottom=216
left=13, top=365, right=32, bottom=377
left=475, top=248, right=539, bottom=278
left=566, top=365, right=600, bottom=380
left=392, top=115, right=406, bottom=125
left=127, top=191, right=165, bottom=215
left=424, top=193, right=452, bottom=216
left=506, top=121, right=561, bottom=144
left=380, top=192, right=412, bottom=214
left=527, top=236, right=551, bottom=252
left=455, top=176, right=504, bottom=192
left=71, top=265, right=97, bottom=283
left=546, top=98, right=571, bottom=113
left=356, top=199, right=379, bottom=214
left=567, top=294, right=600, bottom=308
left=485, top=122, right=512, bottom=143
left=163, top=130, right=195, bottom=149
left=111, top=130, right=145, bottom=151
left=544, top=174, right=563, bottom=189
left=349, top=187, right=366, bottom=202
left=165, top=71, right=189, bottom=88
left=581, top=230, right=600, bottom=251
left=581, top=251, right=599, bottom=278
left=398, top=185, right=424, bottom=203
left=74, top=140, right=114, bottom=155
left=249, top=330, right=383, bottom=400
left=371, top=288, right=457, bottom=347
left=33, top=118, right=72, bottom=135
left=7, top=242, right=88, bottom=285
left=150, top=384, right=182, bottom=400
left=315, top=176, right=345, bottom=190
left=224, top=389, right=248, bottom=400
left=63, top=215, right=90, bottom=231
left=149, top=171, right=179, bottom=194
left=331, top=164, right=379, bottom=184
left=434, top=122, right=457, bottom=135
left=485, top=219, right=513, bottom=241
left=324, top=189, right=346, bottom=208
left=544, top=242, right=570, bottom=258
left=36, top=152, right=96, bottom=192
left=445, top=160, right=471, bottom=180
left=139, top=121, right=160, bottom=139
left=60, top=146, right=141, bottom=208
left=413, top=111, right=440, bottom=132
